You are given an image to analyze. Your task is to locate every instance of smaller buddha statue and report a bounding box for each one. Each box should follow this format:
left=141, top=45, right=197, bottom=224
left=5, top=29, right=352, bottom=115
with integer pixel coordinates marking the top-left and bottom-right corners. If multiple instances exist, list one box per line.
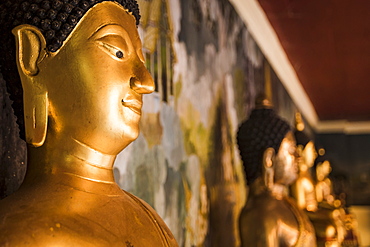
left=310, top=153, right=346, bottom=247
left=342, top=207, right=360, bottom=247
left=316, top=159, right=335, bottom=205
left=237, top=97, right=316, bottom=247
left=290, top=112, right=318, bottom=212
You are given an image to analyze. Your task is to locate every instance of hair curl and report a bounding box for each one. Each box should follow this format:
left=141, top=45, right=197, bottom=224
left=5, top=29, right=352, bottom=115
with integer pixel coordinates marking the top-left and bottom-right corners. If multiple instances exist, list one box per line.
left=237, top=108, right=291, bottom=185
left=0, top=0, right=140, bottom=139
left=294, top=130, right=310, bottom=148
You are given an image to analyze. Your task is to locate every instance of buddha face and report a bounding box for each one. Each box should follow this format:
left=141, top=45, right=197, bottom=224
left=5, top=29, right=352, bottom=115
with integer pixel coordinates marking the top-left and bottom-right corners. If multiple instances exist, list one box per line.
left=317, top=160, right=332, bottom=181
left=35, top=2, right=154, bottom=154
left=302, top=141, right=317, bottom=167
left=274, top=131, right=298, bottom=185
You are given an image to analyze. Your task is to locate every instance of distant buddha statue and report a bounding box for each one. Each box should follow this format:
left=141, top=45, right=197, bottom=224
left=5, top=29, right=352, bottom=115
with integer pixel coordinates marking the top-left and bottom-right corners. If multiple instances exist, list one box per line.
left=0, top=0, right=178, bottom=246
left=236, top=97, right=316, bottom=247
left=310, top=153, right=346, bottom=247
left=290, top=112, right=318, bottom=212
left=316, top=159, right=335, bottom=205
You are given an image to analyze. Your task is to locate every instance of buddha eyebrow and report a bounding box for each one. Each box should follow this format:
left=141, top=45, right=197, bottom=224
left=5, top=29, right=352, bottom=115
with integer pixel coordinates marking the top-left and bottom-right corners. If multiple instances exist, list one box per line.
left=88, top=24, right=126, bottom=40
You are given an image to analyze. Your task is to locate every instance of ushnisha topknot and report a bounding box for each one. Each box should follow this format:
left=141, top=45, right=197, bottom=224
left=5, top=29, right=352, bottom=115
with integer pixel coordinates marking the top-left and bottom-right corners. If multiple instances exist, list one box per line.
left=0, top=0, right=140, bottom=139
left=237, top=98, right=291, bottom=185
left=294, top=111, right=310, bottom=148
left=294, top=130, right=310, bottom=148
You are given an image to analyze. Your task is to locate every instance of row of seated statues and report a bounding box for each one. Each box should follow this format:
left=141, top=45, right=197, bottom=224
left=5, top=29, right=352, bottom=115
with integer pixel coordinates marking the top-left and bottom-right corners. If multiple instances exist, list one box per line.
left=237, top=102, right=360, bottom=247
left=0, top=0, right=360, bottom=246
left=291, top=113, right=359, bottom=247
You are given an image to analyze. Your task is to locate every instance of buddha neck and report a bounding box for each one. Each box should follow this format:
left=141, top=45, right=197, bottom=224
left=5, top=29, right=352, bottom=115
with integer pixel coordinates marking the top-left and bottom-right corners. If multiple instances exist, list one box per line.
left=249, top=177, right=289, bottom=200
left=270, top=183, right=289, bottom=200
left=298, top=163, right=309, bottom=173
left=23, top=131, right=117, bottom=186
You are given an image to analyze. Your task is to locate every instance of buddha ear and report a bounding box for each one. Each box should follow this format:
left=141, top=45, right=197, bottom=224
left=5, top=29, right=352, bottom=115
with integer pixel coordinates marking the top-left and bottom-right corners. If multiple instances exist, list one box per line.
left=263, top=148, right=275, bottom=190
left=12, top=25, right=48, bottom=147
left=12, top=24, right=47, bottom=76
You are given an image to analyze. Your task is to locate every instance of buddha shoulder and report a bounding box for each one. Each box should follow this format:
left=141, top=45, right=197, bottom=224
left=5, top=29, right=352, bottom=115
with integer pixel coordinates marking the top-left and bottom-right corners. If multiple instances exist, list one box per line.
left=122, top=190, right=179, bottom=247
left=0, top=189, right=178, bottom=247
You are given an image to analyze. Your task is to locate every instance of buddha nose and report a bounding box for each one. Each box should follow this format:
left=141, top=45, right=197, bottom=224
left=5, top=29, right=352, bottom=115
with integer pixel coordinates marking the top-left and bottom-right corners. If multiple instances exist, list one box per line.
left=130, top=63, right=155, bottom=94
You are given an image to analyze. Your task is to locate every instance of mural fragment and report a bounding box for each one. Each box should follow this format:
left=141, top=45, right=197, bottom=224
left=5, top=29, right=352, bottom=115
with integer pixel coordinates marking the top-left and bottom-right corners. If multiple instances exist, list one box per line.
left=114, top=0, right=281, bottom=246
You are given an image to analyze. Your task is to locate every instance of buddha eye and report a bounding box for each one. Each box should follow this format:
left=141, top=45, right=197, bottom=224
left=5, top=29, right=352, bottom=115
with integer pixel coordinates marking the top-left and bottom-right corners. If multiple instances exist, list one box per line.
left=99, top=42, right=125, bottom=60
left=116, top=50, right=124, bottom=59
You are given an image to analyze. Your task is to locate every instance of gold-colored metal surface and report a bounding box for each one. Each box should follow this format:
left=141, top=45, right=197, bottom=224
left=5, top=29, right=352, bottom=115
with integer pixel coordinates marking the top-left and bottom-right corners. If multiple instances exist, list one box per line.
left=290, top=138, right=342, bottom=246
left=0, top=2, right=178, bottom=246
left=310, top=159, right=346, bottom=247
left=239, top=132, right=317, bottom=246
left=291, top=141, right=318, bottom=212
left=316, top=160, right=334, bottom=204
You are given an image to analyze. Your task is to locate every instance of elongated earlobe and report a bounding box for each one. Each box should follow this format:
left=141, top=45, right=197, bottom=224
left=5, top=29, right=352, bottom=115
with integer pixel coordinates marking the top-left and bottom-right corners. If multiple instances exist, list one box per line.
left=263, top=148, right=275, bottom=190
left=12, top=25, right=48, bottom=147
left=23, top=93, right=48, bottom=146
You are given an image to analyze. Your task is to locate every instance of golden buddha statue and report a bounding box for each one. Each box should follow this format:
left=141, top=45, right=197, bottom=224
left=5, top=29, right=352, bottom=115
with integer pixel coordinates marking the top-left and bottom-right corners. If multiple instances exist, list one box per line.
left=310, top=154, right=346, bottom=246
left=316, top=159, right=335, bottom=205
left=0, top=0, right=178, bottom=246
left=236, top=98, right=316, bottom=246
left=290, top=112, right=318, bottom=212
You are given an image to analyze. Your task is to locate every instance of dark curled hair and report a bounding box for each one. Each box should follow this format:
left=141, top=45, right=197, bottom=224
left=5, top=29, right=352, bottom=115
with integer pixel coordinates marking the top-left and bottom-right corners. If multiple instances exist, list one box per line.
left=237, top=108, right=291, bottom=185
left=0, top=0, right=140, bottom=139
left=294, top=130, right=310, bottom=148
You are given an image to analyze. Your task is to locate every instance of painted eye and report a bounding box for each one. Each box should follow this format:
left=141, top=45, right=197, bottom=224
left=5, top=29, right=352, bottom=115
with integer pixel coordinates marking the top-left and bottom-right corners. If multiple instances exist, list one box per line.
left=116, top=50, right=124, bottom=58
left=99, top=42, right=124, bottom=60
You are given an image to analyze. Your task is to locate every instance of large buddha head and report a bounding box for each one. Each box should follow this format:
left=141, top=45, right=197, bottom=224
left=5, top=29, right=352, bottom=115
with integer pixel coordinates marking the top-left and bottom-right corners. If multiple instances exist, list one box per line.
left=0, top=0, right=154, bottom=154
left=237, top=99, right=297, bottom=187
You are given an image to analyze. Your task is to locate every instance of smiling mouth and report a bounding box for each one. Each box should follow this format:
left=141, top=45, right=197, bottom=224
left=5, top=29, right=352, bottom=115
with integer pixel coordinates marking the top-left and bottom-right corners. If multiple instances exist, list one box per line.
left=121, top=99, right=142, bottom=115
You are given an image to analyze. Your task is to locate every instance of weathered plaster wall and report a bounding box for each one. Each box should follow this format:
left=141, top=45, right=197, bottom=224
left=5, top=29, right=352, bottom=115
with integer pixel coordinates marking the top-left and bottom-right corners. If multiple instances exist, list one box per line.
left=114, top=0, right=298, bottom=246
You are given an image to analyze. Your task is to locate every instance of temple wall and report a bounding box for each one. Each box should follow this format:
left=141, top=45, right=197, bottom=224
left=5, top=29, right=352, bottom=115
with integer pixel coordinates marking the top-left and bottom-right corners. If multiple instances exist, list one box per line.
left=114, top=0, right=298, bottom=246
left=0, top=0, right=298, bottom=246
